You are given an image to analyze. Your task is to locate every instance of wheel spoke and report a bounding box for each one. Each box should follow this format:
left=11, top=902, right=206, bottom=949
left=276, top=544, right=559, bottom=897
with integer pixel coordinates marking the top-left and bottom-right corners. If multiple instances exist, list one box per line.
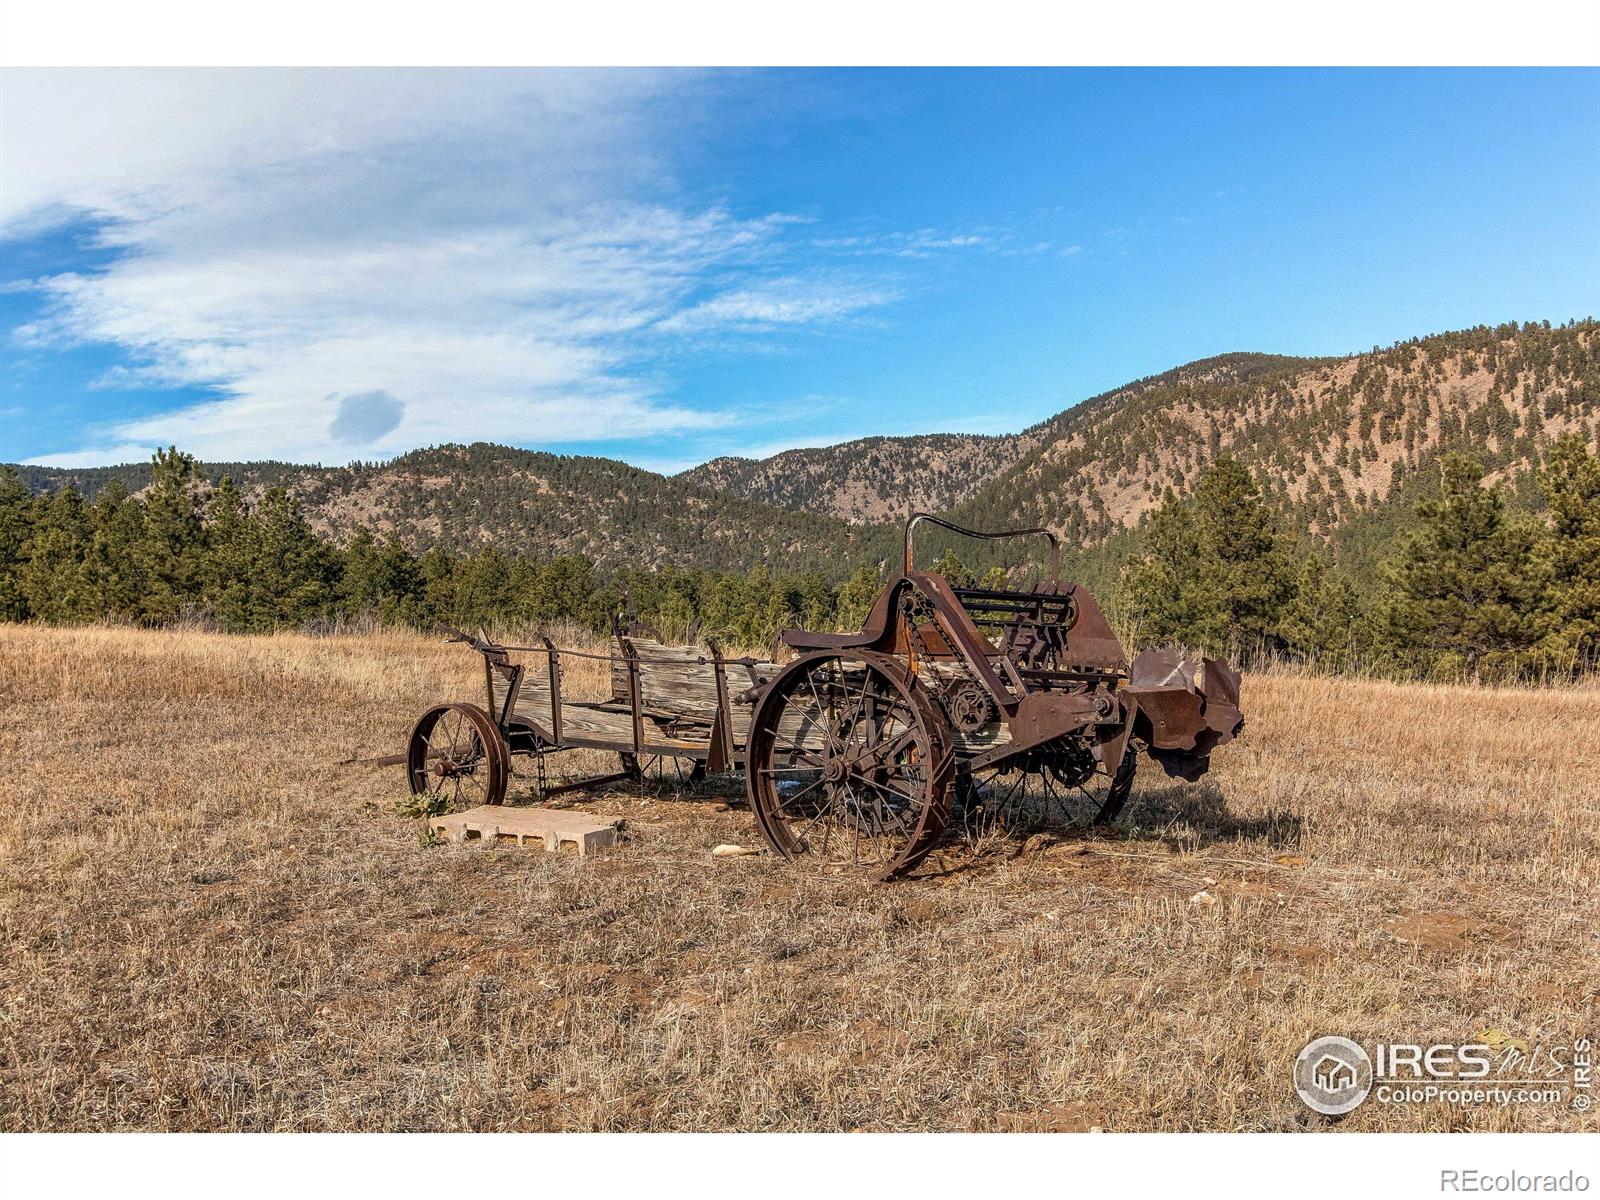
left=854, top=726, right=916, bottom=770
left=772, top=773, right=828, bottom=815
left=856, top=773, right=922, bottom=816
left=407, top=707, right=503, bottom=813
left=803, top=671, right=838, bottom=752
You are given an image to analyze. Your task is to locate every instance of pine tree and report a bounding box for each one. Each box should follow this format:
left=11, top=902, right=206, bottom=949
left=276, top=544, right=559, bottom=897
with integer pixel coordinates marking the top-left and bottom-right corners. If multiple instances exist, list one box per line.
left=647, top=570, right=699, bottom=640
left=338, top=526, right=384, bottom=620
left=792, top=570, right=834, bottom=631
left=1377, top=454, right=1547, bottom=679
left=834, top=562, right=884, bottom=630
left=1279, top=552, right=1364, bottom=668
left=452, top=546, right=513, bottom=627
left=84, top=480, right=146, bottom=620
left=202, top=477, right=254, bottom=631
left=374, top=536, right=426, bottom=626
left=520, top=554, right=601, bottom=630
left=0, top=467, right=33, bottom=621
left=1120, top=487, right=1220, bottom=647
left=928, top=548, right=973, bottom=587
left=418, top=547, right=456, bottom=628
left=1191, top=457, right=1296, bottom=649
left=246, top=488, right=339, bottom=629
left=20, top=487, right=94, bottom=623
left=743, top=564, right=793, bottom=646
left=136, top=447, right=207, bottom=622
left=1120, top=459, right=1294, bottom=655
left=1533, top=434, right=1600, bottom=673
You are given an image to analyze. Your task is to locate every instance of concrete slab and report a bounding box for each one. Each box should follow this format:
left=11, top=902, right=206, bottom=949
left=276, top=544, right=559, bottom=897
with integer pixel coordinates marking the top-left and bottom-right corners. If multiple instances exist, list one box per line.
left=431, top=805, right=621, bottom=856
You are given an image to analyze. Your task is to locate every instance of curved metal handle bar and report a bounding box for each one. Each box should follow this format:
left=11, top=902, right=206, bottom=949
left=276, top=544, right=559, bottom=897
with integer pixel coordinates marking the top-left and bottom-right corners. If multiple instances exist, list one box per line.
left=903, top=512, right=1060, bottom=578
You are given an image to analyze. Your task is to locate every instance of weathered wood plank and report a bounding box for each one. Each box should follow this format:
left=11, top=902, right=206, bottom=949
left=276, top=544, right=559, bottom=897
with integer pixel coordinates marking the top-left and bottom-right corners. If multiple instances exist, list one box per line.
left=493, top=643, right=1012, bottom=758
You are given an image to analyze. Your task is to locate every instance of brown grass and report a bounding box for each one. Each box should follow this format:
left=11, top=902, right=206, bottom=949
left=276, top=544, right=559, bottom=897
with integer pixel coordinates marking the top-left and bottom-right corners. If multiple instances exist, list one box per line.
left=1, top=623, right=1596, bottom=1132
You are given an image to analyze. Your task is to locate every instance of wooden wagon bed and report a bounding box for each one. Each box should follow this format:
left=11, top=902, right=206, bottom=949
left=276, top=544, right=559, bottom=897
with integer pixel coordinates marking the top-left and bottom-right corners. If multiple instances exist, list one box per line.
left=490, top=635, right=782, bottom=762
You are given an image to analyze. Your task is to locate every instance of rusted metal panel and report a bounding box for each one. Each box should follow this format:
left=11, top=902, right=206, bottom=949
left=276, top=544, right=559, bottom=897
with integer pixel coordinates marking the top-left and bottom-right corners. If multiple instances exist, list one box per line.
left=1007, top=690, right=1103, bottom=754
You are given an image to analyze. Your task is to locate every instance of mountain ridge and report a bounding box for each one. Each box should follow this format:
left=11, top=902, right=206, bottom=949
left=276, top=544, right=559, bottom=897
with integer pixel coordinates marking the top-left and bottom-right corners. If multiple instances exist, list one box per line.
left=10, top=320, right=1596, bottom=580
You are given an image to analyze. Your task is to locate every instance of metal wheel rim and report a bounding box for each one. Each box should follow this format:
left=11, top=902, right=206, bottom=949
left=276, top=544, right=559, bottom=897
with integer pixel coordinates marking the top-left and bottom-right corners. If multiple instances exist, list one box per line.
left=745, top=651, right=952, bottom=880
left=406, top=703, right=508, bottom=811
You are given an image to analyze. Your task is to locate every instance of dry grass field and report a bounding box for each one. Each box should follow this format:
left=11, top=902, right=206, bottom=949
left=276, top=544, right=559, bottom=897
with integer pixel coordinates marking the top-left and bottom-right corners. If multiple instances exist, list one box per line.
left=1, top=622, right=1596, bottom=1132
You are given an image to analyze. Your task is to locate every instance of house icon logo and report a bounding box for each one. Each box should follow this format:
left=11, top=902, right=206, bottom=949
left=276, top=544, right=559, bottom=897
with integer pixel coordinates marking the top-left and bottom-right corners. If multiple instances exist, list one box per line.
left=1313, top=1054, right=1356, bottom=1092
left=1294, top=1036, right=1373, bottom=1115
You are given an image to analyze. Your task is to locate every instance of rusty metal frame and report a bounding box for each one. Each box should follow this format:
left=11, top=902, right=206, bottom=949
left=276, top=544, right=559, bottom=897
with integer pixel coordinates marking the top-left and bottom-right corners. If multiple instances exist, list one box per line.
left=620, top=634, right=645, bottom=757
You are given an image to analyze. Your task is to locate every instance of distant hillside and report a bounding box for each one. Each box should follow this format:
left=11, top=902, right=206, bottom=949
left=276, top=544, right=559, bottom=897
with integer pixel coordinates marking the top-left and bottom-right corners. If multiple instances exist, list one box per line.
left=678, top=354, right=1317, bottom=524
left=681, top=432, right=1033, bottom=523
left=948, top=323, right=1597, bottom=556
left=13, top=445, right=899, bottom=574
left=13, top=320, right=1597, bottom=582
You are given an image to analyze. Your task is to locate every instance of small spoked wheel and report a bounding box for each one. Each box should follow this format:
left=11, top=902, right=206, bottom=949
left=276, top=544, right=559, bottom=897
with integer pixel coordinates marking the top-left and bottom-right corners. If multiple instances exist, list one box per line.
left=956, top=739, right=1137, bottom=836
left=406, top=703, right=508, bottom=812
left=745, top=651, right=953, bottom=880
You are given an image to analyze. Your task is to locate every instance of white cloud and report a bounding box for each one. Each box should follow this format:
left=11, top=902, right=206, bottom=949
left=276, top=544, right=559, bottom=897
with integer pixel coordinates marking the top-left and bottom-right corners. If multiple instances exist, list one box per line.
left=809, top=227, right=992, bottom=258
left=2, top=69, right=897, bottom=466
left=24, top=442, right=161, bottom=468
left=655, top=277, right=899, bottom=334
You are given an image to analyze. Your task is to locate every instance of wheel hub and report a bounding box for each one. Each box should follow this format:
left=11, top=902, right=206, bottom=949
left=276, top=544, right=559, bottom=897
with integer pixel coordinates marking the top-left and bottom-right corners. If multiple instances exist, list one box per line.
left=432, top=755, right=475, bottom=779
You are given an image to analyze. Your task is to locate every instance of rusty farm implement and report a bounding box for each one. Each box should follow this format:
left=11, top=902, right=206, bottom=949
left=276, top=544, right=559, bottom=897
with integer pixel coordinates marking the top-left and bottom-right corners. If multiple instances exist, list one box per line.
left=406, top=514, right=1245, bottom=879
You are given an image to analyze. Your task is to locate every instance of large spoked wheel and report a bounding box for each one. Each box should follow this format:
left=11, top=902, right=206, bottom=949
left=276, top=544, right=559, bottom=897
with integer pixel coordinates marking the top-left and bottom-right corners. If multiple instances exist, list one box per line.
left=955, top=738, right=1137, bottom=837
left=407, top=702, right=508, bottom=813
left=745, top=651, right=954, bottom=880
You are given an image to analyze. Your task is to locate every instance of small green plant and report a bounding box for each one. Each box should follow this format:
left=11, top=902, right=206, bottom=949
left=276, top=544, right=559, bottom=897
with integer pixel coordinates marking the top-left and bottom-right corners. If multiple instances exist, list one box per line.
left=395, top=791, right=448, bottom=820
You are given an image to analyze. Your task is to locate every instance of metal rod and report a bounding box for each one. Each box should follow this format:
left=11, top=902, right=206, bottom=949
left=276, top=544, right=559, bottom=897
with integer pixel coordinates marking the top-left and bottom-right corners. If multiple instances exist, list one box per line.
left=467, top=642, right=764, bottom=667
left=537, top=770, right=632, bottom=797
left=903, top=511, right=1061, bottom=578
left=498, top=663, right=524, bottom=730
left=708, top=638, right=734, bottom=774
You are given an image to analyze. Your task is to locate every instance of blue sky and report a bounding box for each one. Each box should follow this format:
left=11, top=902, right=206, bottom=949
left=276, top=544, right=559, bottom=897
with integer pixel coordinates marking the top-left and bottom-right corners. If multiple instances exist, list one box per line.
left=1, top=68, right=1596, bottom=472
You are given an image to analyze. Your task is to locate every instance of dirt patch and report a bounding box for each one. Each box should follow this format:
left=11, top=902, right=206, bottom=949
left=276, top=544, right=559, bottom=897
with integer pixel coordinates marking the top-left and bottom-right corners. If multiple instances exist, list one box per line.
left=1384, top=912, right=1496, bottom=953
left=997, top=1100, right=1104, bottom=1132
left=773, top=1031, right=829, bottom=1059
left=1272, top=942, right=1329, bottom=967
left=895, top=898, right=942, bottom=926
left=1218, top=877, right=1295, bottom=903
left=845, top=1018, right=912, bottom=1061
